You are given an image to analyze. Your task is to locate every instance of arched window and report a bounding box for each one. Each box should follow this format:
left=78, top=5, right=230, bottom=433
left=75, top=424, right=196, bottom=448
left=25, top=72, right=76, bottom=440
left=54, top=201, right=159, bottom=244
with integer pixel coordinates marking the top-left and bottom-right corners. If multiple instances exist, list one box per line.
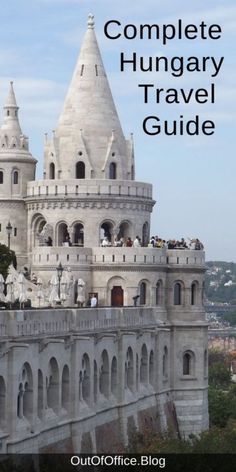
left=163, top=346, right=168, bottom=378
left=74, top=223, right=84, bottom=246
left=58, top=222, right=69, bottom=246
left=47, top=358, right=59, bottom=414
left=191, top=282, right=197, bottom=305
left=126, top=347, right=134, bottom=391
left=100, top=221, right=114, bottom=244
left=21, top=363, right=33, bottom=422
left=37, top=370, right=43, bottom=419
left=140, top=282, right=146, bottom=305
left=174, top=282, right=182, bottom=305
left=156, top=280, right=162, bottom=305
left=0, top=171, right=3, bottom=184
left=140, top=344, right=148, bottom=385
left=62, top=365, right=70, bottom=412
left=99, top=350, right=109, bottom=398
left=13, top=170, right=18, bottom=184
left=76, top=161, right=85, bottom=179
left=111, top=357, right=118, bottom=398
left=149, top=350, right=154, bottom=386
left=81, top=354, right=90, bottom=405
left=109, top=162, right=117, bottom=179
left=94, top=360, right=98, bottom=403
left=49, top=162, right=55, bottom=180
left=183, top=351, right=195, bottom=376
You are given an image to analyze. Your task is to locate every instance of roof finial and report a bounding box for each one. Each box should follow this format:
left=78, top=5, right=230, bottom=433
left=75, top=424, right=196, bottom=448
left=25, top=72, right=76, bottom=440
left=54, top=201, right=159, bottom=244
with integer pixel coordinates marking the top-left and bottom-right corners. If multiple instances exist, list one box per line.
left=87, top=13, right=95, bottom=29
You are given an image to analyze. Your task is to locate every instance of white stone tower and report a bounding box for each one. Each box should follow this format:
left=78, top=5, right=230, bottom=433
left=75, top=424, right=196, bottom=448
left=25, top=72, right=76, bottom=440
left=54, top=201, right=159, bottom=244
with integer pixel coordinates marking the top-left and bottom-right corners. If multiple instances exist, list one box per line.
left=27, top=14, right=154, bottom=266
left=0, top=82, right=36, bottom=266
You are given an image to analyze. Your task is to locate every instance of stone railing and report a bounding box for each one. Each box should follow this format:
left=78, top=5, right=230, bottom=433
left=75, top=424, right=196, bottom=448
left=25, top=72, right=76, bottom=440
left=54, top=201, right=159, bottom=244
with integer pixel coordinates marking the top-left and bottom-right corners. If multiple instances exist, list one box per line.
left=27, top=179, right=153, bottom=200
left=0, top=307, right=158, bottom=338
left=31, top=246, right=205, bottom=268
left=31, top=246, right=92, bottom=266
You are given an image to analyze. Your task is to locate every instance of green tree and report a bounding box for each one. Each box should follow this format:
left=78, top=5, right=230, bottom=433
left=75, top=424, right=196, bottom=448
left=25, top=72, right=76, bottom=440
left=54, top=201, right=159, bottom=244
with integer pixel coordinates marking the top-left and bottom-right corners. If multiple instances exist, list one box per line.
left=0, top=243, right=16, bottom=280
left=208, top=387, right=231, bottom=427
left=208, top=362, right=231, bottom=389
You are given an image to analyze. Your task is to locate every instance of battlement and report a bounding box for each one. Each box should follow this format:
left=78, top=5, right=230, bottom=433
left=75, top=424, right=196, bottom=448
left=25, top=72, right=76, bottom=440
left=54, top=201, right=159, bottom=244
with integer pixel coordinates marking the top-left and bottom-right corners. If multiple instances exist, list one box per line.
left=26, top=179, right=153, bottom=200
left=0, top=306, right=159, bottom=338
left=31, top=247, right=205, bottom=268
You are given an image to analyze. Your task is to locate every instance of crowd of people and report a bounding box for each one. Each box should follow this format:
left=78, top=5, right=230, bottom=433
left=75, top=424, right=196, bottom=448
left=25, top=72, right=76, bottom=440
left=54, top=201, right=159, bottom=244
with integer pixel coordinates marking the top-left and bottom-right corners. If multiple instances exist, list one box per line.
left=101, top=235, right=204, bottom=250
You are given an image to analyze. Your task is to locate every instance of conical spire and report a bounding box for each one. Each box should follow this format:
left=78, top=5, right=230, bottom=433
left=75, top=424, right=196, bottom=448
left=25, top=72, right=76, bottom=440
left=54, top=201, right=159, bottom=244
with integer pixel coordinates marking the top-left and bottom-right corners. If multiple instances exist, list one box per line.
left=5, top=81, right=18, bottom=108
left=1, top=81, right=22, bottom=135
left=54, top=14, right=128, bottom=179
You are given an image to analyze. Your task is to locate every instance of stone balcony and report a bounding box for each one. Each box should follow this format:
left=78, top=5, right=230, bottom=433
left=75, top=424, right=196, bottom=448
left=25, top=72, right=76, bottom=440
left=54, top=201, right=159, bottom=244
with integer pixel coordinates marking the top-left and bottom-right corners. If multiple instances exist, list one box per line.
left=30, top=246, right=205, bottom=268
left=0, top=306, right=160, bottom=339
left=26, top=179, right=153, bottom=200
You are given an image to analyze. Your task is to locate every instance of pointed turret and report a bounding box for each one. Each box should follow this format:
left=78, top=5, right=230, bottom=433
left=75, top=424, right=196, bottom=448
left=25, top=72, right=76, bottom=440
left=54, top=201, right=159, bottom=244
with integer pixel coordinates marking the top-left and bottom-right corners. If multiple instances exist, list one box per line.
left=44, top=15, right=133, bottom=180
left=1, top=81, right=22, bottom=136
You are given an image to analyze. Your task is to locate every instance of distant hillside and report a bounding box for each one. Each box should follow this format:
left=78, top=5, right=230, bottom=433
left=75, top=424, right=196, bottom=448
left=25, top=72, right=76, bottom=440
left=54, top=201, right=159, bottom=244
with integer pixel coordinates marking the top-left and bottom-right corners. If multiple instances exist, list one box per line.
left=205, top=261, right=236, bottom=303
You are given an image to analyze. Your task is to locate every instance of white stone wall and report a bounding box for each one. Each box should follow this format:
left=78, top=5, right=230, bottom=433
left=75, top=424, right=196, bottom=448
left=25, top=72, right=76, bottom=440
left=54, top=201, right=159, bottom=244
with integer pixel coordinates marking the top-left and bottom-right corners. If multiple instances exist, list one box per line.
left=0, top=306, right=208, bottom=453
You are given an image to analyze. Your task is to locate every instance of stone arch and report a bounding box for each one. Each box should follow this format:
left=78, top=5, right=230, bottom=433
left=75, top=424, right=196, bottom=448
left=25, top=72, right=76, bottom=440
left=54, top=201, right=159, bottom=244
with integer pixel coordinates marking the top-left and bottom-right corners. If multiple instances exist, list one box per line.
left=47, top=357, right=59, bottom=414
left=76, top=161, right=85, bottom=179
left=81, top=354, right=90, bottom=405
left=126, top=347, right=134, bottom=391
left=62, top=365, right=70, bottom=412
left=17, top=362, right=33, bottom=422
left=56, top=221, right=69, bottom=246
left=31, top=213, right=47, bottom=248
left=49, top=162, right=55, bottom=179
left=163, top=346, right=168, bottom=378
left=99, top=350, right=109, bottom=398
left=142, top=222, right=149, bottom=246
left=37, top=369, right=43, bottom=419
left=72, top=221, right=84, bottom=246
left=156, top=279, right=163, bottom=305
left=173, top=281, right=184, bottom=305
left=149, top=350, right=154, bottom=386
left=139, top=279, right=151, bottom=305
left=117, top=220, right=132, bottom=242
left=94, top=360, right=98, bottom=403
left=191, top=281, right=199, bottom=306
left=183, top=350, right=195, bottom=376
left=111, top=356, right=118, bottom=398
left=140, top=344, right=148, bottom=385
left=17, top=383, right=24, bottom=419
left=100, top=219, right=115, bottom=245
left=0, top=376, right=6, bottom=429
left=109, top=162, right=117, bottom=179
left=107, top=275, right=126, bottom=307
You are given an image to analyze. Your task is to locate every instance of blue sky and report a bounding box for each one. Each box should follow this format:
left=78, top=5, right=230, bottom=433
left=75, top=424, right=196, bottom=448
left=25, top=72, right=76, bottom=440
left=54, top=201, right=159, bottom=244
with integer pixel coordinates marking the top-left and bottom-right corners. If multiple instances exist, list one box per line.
left=0, top=0, right=235, bottom=261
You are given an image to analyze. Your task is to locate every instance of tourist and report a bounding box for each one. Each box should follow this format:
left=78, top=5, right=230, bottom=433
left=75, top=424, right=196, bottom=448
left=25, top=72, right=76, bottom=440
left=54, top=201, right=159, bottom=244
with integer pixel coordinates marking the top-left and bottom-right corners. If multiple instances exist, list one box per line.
left=46, top=236, right=53, bottom=246
left=101, top=237, right=109, bottom=247
left=126, top=237, right=133, bottom=247
left=133, top=236, right=141, bottom=247
left=90, top=294, right=97, bottom=308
